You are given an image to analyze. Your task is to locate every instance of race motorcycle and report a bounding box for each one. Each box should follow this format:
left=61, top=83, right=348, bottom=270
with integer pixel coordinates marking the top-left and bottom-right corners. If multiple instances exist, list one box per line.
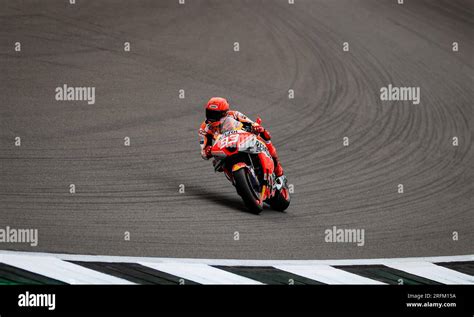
left=210, top=116, right=291, bottom=214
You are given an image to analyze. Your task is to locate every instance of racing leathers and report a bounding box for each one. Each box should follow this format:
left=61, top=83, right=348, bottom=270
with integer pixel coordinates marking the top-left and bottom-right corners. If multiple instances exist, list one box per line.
left=199, top=110, right=284, bottom=177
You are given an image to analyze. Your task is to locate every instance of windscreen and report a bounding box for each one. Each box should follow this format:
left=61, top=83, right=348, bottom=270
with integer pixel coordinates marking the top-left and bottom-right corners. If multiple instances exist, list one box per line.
left=220, top=116, right=243, bottom=134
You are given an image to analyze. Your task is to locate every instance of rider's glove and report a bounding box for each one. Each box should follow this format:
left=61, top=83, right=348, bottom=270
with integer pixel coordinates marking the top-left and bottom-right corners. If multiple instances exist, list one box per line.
left=252, top=125, right=265, bottom=134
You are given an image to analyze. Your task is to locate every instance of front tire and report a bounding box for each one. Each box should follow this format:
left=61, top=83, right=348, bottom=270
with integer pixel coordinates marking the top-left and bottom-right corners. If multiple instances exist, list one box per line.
left=233, top=168, right=263, bottom=214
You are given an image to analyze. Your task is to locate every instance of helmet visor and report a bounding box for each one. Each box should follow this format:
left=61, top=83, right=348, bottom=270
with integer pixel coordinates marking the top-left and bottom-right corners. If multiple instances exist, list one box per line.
left=206, top=109, right=226, bottom=122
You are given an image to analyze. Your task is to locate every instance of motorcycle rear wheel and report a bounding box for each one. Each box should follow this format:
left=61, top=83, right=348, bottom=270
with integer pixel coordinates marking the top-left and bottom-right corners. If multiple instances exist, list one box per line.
left=268, top=187, right=291, bottom=212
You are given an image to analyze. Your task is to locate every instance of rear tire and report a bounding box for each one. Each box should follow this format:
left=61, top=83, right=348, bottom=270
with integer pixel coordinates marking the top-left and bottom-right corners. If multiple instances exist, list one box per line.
left=268, top=188, right=290, bottom=212
left=234, top=168, right=263, bottom=214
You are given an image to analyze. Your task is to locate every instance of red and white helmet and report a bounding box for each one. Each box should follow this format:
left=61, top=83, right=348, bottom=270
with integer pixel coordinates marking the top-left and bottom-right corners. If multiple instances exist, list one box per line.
left=205, top=97, right=229, bottom=122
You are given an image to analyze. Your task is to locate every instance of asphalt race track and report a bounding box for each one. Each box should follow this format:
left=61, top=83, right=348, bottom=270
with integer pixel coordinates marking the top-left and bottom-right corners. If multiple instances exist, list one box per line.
left=1, top=0, right=473, bottom=260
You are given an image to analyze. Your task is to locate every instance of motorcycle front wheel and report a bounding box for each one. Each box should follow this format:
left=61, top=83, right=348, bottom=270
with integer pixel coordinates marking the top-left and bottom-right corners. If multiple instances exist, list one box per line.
left=233, top=168, right=263, bottom=214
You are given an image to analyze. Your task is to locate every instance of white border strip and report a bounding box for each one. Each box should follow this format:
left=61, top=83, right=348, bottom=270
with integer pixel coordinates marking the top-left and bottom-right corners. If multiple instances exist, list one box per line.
left=0, top=250, right=472, bottom=266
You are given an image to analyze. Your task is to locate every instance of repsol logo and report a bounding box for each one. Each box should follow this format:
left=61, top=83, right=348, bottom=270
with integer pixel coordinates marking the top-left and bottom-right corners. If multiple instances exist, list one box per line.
left=256, top=140, right=271, bottom=158
left=223, top=130, right=239, bottom=136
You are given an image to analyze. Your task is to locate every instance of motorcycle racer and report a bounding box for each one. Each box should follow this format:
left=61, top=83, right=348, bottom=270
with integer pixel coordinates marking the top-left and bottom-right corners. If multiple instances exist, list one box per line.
left=199, top=97, right=284, bottom=177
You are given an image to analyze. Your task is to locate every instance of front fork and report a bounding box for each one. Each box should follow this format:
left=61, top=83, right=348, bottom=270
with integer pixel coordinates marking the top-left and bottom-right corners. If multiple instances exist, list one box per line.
left=231, top=162, right=268, bottom=201
left=228, top=153, right=274, bottom=201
